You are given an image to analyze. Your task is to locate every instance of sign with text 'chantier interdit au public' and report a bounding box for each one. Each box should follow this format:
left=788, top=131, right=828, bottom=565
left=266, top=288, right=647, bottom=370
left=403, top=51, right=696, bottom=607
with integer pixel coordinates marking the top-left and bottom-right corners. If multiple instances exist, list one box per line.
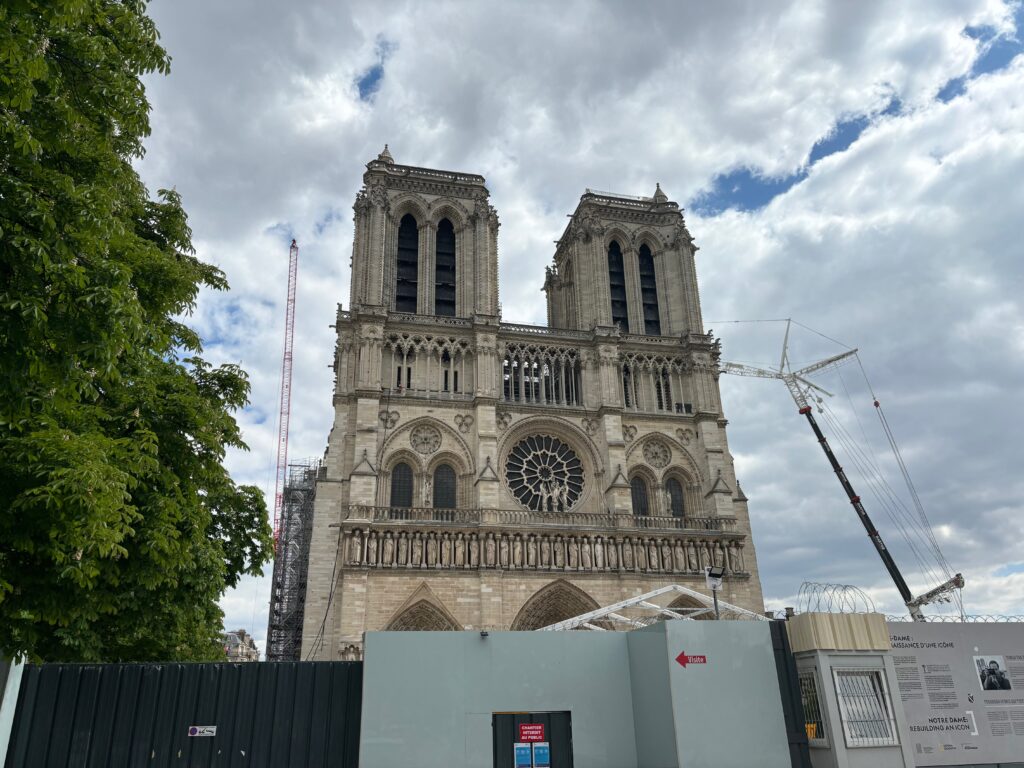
left=518, top=723, right=545, bottom=742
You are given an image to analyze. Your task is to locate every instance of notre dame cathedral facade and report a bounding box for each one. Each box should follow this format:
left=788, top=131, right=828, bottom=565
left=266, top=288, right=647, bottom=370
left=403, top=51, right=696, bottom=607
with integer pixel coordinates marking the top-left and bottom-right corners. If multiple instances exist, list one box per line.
left=300, top=147, right=765, bottom=660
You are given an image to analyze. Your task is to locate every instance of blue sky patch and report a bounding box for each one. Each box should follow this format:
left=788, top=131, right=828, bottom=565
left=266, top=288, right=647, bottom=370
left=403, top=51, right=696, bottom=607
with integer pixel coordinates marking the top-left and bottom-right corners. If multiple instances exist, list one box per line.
left=938, top=13, right=1023, bottom=102
left=994, top=562, right=1024, bottom=577
left=356, top=38, right=396, bottom=102
left=690, top=167, right=806, bottom=216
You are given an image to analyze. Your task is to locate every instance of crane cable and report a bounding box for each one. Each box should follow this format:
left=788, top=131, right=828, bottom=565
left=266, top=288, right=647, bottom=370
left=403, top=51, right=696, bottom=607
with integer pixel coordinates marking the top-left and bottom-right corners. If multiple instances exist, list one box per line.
left=855, top=357, right=956, bottom=578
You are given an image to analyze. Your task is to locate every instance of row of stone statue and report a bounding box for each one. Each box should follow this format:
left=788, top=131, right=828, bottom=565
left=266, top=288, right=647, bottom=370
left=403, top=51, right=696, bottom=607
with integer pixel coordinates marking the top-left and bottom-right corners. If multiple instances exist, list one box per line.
left=345, top=527, right=746, bottom=574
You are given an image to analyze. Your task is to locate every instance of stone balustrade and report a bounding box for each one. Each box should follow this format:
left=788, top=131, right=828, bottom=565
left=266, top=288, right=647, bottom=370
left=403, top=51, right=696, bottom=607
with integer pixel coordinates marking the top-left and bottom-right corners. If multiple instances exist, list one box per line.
left=351, top=505, right=734, bottom=533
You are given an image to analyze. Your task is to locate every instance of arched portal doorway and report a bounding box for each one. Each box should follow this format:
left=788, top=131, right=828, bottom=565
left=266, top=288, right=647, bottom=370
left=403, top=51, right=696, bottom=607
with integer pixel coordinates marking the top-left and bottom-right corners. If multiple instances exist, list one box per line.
left=510, top=580, right=601, bottom=630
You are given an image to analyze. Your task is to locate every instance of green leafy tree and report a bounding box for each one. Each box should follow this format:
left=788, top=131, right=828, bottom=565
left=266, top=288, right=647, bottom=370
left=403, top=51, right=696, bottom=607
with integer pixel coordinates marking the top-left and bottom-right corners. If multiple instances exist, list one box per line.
left=0, top=0, right=272, bottom=661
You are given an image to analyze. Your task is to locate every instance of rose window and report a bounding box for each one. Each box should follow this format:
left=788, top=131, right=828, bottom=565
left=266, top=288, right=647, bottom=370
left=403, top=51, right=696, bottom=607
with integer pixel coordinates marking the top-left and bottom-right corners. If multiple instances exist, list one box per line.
left=505, top=435, right=584, bottom=512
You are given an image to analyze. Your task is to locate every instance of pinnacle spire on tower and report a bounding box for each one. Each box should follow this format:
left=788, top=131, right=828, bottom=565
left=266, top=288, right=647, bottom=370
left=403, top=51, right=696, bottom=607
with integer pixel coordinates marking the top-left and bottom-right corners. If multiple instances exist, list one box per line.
left=377, top=144, right=394, bottom=164
left=653, top=182, right=668, bottom=203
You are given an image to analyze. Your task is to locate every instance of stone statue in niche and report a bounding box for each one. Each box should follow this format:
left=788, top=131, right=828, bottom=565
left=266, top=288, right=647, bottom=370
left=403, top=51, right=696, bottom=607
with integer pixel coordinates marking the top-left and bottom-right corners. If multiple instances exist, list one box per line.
left=661, top=540, right=672, bottom=572
left=734, top=543, right=745, bottom=571
left=593, top=536, right=605, bottom=570
left=499, top=535, right=510, bottom=569
left=485, top=532, right=496, bottom=567
left=699, top=542, right=711, bottom=570
left=349, top=530, right=363, bottom=565
left=647, top=539, right=659, bottom=571
left=527, top=534, right=538, bottom=568
left=411, top=532, right=423, bottom=567
left=423, top=478, right=432, bottom=507
left=606, top=537, right=618, bottom=570
left=580, top=537, right=592, bottom=570
left=540, top=536, right=551, bottom=568
left=382, top=531, right=395, bottom=566
left=454, top=532, right=465, bottom=567
left=426, top=533, right=438, bottom=567
left=366, top=531, right=378, bottom=566
left=397, top=531, right=408, bottom=565
left=512, top=534, right=523, bottom=567
left=687, top=541, right=699, bottom=572
left=567, top=536, right=579, bottom=569
left=553, top=536, right=565, bottom=569
left=673, top=539, right=686, bottom=572
left=441, top=532, right=452, bottom=566
left=636, top=538, right=648, bottom=570
left=469, top=533, right=480, bottom=567
left=622, top=537, right=634, bottom=569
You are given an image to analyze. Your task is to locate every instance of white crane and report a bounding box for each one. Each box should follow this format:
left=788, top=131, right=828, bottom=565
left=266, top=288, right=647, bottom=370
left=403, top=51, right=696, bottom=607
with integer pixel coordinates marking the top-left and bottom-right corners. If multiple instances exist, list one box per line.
left=720, top=320, right=963, bottom=620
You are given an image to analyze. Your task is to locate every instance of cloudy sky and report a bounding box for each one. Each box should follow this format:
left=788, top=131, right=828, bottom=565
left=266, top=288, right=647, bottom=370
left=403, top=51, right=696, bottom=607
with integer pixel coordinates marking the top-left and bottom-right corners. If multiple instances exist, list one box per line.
left=136, top=0, right=1024, bottom=653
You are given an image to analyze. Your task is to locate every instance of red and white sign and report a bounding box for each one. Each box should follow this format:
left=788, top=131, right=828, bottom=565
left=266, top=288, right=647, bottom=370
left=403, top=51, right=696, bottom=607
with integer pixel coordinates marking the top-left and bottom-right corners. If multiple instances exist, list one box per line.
left=518, top=723, right=545, bottom=742
left=675, top=651, right=707, bottom=668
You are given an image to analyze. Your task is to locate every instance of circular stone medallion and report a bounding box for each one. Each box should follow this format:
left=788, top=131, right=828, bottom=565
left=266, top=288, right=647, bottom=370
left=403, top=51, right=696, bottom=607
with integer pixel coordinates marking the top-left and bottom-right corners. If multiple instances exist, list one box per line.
left=505, top=435, right=584, bottom=512
left=642, top=438, right=671, bottom=469
left=410, top=424, right=441, bottom=455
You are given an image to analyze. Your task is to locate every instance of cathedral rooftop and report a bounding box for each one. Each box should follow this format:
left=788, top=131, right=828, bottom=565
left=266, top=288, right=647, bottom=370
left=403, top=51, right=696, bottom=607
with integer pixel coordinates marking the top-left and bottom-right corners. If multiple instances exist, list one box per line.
left=364, top=146, right=487, bottom=187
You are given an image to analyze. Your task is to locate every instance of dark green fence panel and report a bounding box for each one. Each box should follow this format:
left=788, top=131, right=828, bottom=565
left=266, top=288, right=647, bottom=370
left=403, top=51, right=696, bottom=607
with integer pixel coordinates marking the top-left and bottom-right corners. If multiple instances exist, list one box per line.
left=769, top=621, right=812, bottom=768
left=4, top=662, right=361, bottom=768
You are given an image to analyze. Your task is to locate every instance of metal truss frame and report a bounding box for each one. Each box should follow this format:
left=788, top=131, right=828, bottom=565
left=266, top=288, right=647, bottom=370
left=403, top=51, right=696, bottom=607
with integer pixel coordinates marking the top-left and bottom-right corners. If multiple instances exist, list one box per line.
left=536, top=584, right=769, bottom=631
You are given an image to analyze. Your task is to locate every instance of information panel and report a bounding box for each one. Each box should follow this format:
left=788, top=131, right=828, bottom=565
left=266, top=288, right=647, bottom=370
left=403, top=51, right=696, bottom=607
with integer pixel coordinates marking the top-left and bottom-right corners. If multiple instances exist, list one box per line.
left=886, top=622, right=1024, bottom=766
left=514, top=743, right=533, bottom=768
left=533, top=742, right=551, bottom=768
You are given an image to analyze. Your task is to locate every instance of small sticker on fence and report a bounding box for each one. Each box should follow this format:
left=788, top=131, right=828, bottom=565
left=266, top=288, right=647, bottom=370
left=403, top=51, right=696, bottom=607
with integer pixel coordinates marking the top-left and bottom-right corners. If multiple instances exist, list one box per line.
left=188, top=725, right=217, bottom=737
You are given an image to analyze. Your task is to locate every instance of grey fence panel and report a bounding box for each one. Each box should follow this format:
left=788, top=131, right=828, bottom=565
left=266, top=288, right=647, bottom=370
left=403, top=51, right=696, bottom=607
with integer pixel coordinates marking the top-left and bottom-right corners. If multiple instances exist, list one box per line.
left=4, top=662, right=361, bottom=768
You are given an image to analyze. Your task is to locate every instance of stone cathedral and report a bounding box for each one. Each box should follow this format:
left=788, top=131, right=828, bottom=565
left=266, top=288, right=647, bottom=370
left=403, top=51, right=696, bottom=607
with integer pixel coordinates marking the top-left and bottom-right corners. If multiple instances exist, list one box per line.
left=300, top=147, right=765, bottom=660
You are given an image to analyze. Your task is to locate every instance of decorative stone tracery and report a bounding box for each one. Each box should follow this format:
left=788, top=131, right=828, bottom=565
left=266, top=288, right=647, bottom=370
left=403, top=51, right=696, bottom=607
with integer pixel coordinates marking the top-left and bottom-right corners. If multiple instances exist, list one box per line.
left=410, top=424, right=441, bottom=455
left=642, top=438, right=671, bottom=469
left=505, top=435, right=584, bottom=512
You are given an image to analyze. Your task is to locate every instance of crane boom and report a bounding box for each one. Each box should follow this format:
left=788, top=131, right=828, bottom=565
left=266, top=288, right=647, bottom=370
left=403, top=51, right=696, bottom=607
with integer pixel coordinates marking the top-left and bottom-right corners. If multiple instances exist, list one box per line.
left=797, top=403, right=920, bottom=617
left=719, top=320, right=961, bottom=619
left=272, top=239, right=299, bottom=547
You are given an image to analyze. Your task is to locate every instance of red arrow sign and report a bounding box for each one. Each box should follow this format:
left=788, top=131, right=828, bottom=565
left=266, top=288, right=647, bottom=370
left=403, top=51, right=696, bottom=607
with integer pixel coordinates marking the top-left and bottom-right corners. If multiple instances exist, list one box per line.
left=675, top=651, right=707, bottom=668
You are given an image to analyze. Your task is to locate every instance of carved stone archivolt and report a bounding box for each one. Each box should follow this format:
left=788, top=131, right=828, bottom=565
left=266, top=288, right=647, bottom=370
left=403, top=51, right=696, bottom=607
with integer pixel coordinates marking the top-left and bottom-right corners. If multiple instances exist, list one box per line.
left=345, top=527, right=746, bottom=576
left=410, top=424, right=441, bottom=455
left=642, top=438, right=671, bottom=469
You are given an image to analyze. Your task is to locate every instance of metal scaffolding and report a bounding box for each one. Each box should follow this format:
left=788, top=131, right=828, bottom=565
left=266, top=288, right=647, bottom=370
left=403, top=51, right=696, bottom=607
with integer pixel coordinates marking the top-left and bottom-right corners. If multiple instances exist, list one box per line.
left=266, top=458, right=321, bottom=661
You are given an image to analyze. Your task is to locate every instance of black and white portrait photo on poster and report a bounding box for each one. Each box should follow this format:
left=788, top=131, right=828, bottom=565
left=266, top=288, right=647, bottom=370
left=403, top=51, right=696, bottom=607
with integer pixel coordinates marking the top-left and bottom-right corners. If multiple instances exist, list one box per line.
left=974, top=656, right=1012, bottom=691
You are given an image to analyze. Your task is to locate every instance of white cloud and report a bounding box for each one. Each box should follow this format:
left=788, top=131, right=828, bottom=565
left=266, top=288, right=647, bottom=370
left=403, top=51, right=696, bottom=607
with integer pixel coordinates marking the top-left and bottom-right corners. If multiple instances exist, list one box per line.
left=135, top=1, right=1024, bottom=649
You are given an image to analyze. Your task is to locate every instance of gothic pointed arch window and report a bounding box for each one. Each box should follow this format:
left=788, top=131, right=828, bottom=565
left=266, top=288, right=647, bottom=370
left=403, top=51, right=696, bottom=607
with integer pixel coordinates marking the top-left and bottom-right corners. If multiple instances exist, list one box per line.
left=434, top=218, right=456, bottom=316
left=607, top=240, right=629, bottom=332
left=638, top=243, right=660, bottom=335
left=666, top=477, right=685, bottom=518
left=395, top=213, right=419, bottom=313
left=432, top=463, right=457, bottom=509
left=390, top=461, right=414, bottom=508
left=630, top=475, right=650, bottom=517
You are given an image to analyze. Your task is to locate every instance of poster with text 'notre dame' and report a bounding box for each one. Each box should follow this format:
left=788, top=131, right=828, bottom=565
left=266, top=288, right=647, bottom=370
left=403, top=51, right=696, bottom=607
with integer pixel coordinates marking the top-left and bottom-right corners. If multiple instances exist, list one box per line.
left=887, top=622, right=1024, bottom=766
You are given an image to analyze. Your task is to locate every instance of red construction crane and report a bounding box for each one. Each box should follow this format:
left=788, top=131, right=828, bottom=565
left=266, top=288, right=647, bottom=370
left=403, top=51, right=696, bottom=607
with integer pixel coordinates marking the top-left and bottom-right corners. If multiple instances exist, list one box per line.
left=272, top=239, right=299, bottom=547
